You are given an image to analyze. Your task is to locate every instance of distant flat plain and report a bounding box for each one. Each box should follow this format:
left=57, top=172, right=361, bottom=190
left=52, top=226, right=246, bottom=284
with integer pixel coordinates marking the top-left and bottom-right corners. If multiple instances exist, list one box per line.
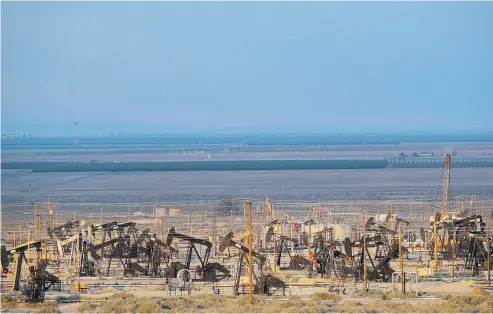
left=2, top=136, right=493, bottom=218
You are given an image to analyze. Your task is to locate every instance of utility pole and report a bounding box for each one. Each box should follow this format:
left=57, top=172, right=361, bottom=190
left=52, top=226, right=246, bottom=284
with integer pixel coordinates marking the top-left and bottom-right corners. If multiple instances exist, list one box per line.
left=256, top=205, right=260, bottom=249
left=243, top=202, right=247, bottom=235
left=189, top=207, right=192, bottom=236
left=200, top=212, right=203, bottom=242
left=471, top=195, right=476, bottom=216
left=161, top=217, right=165, bottom=240
left=433, top=212, right=439, bottom=273
left=154, top=196, right=157, bottom=217
left=33, top=202, right=37, bottom=233
left=308, top=209, right=312, bottom=253
left=35, top=216, right=40, bottom=263
left=452, top=221, right=456, bottom=279
left=212, top=208, right=216, bottom=255
left=47, top=201, right=52, bottom=229
left=27, top=229, right=31, bottom=268
left=488, top=238, right=491, bottom=286
left=273, top=230, right=277, bottom=273
left=422, top=194, right=425, bottom=221
left=399, top=228, right=405, bottom=294
left=363, top=208, right=368, bottom=293
left=248, top=201, right=253, bottom=305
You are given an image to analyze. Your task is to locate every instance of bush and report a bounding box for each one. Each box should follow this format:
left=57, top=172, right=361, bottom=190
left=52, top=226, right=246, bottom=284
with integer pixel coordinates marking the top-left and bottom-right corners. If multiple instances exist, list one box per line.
left=76, top=301, right=97, bottom=313
left=436, top=293, right=453, bottom=300
left=37, top=301, right=60, bottom=313
left=135, top=297, right=162, bottom=313
left=309, top=292, right=341, bottom=302
left=1, top=295, right=19, bottom=310
left=99, top=292, right=140, bottom=313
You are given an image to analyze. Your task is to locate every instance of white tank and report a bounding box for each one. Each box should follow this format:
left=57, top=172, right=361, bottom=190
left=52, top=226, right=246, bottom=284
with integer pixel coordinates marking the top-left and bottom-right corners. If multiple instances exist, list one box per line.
left=169, top=208, right=181, bottom=216
left=332, top=224, right=352, bottom=241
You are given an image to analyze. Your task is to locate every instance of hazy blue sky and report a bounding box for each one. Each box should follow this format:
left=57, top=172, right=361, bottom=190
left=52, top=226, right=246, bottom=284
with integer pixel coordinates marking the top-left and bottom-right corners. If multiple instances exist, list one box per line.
left=2, top=2, right=493, bottom=135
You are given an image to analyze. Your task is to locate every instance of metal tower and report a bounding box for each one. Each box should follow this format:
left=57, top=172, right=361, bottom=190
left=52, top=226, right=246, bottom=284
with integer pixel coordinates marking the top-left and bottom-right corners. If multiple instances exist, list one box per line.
left=441, top=154, right=452, bottom=215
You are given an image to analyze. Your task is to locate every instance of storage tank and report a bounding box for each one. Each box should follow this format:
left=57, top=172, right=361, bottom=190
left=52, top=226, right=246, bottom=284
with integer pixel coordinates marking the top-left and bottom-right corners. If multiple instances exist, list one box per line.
left=169, top=208, right=181, bottom=216
left=310, top=223, right=326, bottom=234
left=155, top=208, right=166, bottom=218
left=332, top=224, right=352, bottom=241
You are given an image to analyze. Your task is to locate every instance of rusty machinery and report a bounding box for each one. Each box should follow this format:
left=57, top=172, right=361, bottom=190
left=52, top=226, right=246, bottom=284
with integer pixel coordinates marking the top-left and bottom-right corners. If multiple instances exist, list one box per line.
left=312, top=240, right=353, bottom=280
left=219, top=231, right=285, bottom=296
left=314, top=229, right=405, bottom=282
left=24, top=259, right=61, bottom=303
left=365, top=216, right=410, bottom=260
left=428, top=213, right=486, bottom=275
left=265, top=226, right=311, bottom=271
left=83, top=221, right=179, bottom=278
left=1, top=242, right=60, bottom=302
left=166, top=227, right=230, bottom=282
left=47, top=220, right=81, bottom=240
left=351, top=234, right=396, bottom=282
left=55, top=221, right=160, bottom=278
left=358, top=216, right=409, bottom=281
left=125, top=233, right=176, bottom=278
left=424, top=153, right=490, bottom=272
left=467, top=232, right=493, bottom=276
left=82, top=222, right=177, bottom=278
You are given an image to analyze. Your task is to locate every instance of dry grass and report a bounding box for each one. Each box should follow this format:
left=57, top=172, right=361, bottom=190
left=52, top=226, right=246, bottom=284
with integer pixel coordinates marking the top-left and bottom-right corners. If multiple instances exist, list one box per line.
left=76, top=301, right=98, bottom=313
left=356, top=288, right=419, bottom=300
left=1, top=294, right=19, bottom=310
left=100, top=286, right=118, bottom=293
left=309, top=292, right=342, bottom=302
left=71, top=291, right=493, bottom=313
left=472, top=288, right=489, bottom=296
left=37, top=301, right=61, bottom=313
left=332, top=295, right=493, bottom=313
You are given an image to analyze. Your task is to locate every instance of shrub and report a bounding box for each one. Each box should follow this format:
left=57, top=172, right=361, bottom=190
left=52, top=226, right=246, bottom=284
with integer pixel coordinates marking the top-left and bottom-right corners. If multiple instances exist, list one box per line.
left=135, top=297, right=161, bottom=313
left=37, top=301, right=60, bottom=313
left=309, top=292, right=341, bottom=302
left=1, top=295, right=19, bottom=310
left=76, top=301, right=97, bottom=313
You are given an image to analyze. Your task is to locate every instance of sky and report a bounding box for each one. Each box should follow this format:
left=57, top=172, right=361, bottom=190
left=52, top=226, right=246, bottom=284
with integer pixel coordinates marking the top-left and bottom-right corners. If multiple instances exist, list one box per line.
left=2, top=2, right=493, bottom=136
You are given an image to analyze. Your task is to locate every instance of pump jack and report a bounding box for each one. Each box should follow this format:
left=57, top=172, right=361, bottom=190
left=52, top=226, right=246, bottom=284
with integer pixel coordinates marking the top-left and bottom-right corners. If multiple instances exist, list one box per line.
left=1, top=242, right=60, bottom=302
left=126, top=233, right=175, bottom=277
left=220, top=231, right=285, bottom=296
left=48, top=220, right=80, bottom=240
left=166, top=227, right=229, bottom=282
left=265, top=230, right=310, bottom=271
left=25, top=259, right=61, bottom=302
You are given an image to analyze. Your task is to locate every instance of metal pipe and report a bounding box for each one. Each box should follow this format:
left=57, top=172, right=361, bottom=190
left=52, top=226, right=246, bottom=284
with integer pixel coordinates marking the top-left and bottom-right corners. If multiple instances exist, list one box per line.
left=248, top=201, right=253, bottom=305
